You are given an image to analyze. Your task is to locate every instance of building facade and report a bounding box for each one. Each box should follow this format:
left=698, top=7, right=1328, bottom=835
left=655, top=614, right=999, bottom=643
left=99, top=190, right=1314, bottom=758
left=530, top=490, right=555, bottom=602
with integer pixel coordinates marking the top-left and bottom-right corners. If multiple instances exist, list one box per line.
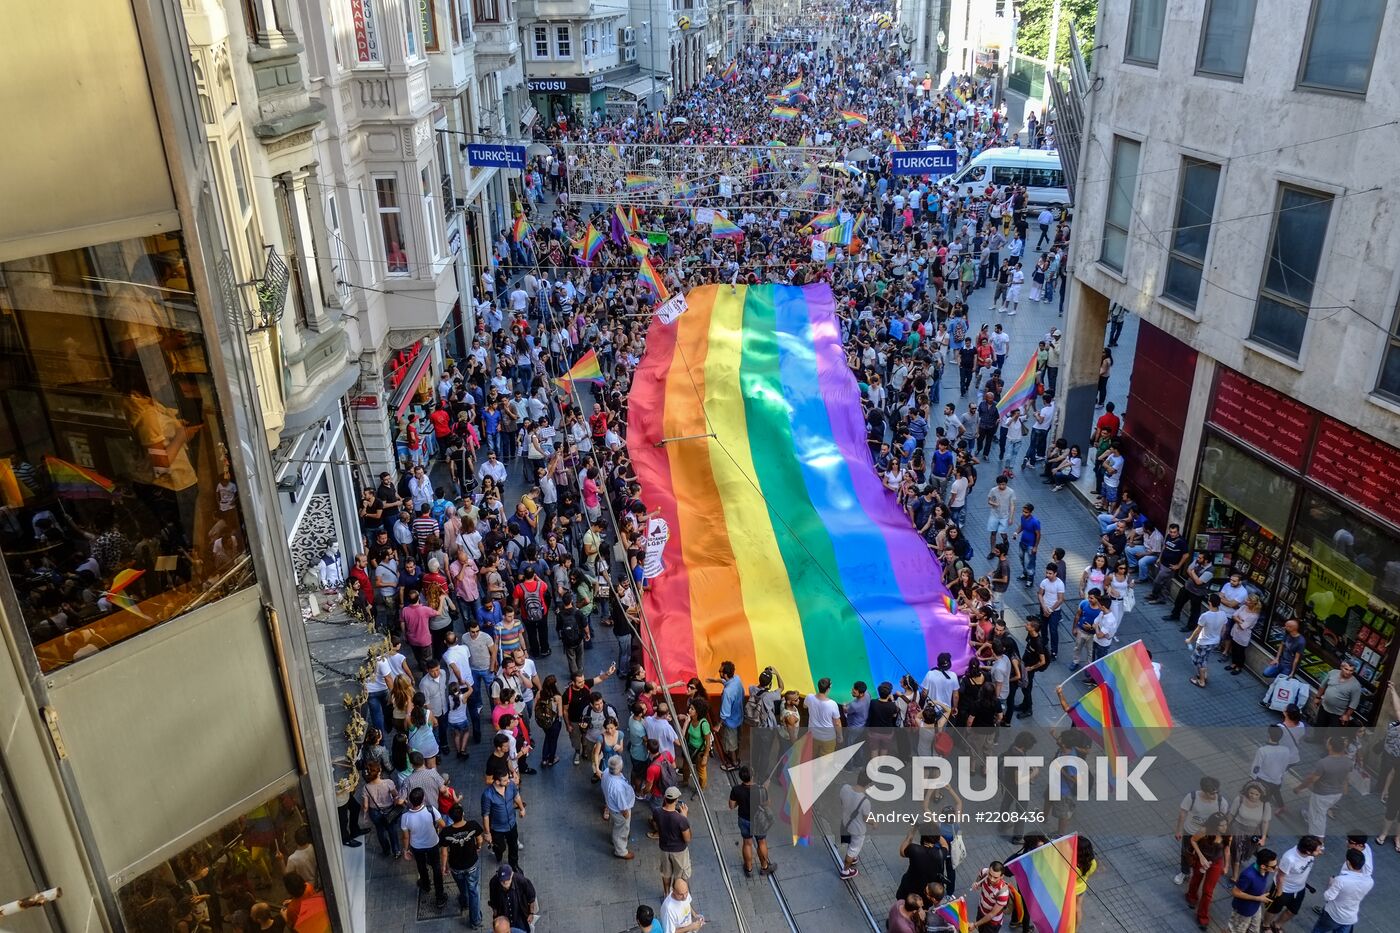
left=901, top=0, right=1010, bottom=82
left=1, top=1, right=350, bottom=929
left=1064, top=0, right=1400, bottom=721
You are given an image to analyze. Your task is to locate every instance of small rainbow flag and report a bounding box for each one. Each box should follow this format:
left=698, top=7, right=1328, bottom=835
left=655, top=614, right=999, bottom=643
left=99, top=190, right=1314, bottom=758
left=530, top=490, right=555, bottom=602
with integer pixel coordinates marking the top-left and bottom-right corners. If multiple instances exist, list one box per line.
left=45, top=455, right=116, bottom=499
left=579, top=223, right=605, bottom=264
left=805, top=208, right=839, bottom=231
left=709, top=212, right=744, bottom=240
left=1006, top=835, right=1078, bottom=933
left=511, top=213, right=529, bottom=242
left=607, top=142, right=624, bottom=161
left=615, top=205, right=635, bottom=235
left=771, top=106, right=799, bottom=121
left=838, top=110, right=868, bottom=127
left=765, top=93, right=786, bottom=102
left=1075, top=639, right=1173, bottom=758
left=628, top=234, right=650, bottom=260
left=624, top=174, right=659, bottom=192
left=997, top=352, right=1039, bottom=415
left=673, top=178, right=698, bottom=203
left=722, top=60, right=738, bottom=82
left=554, top=348, right=606, bottom=391
left=885, top=129, right=904, bottom=151
left=934, top=897, right=970, bottom=933
left=798, top=170, right=822, bottom=194
left=773, top=732, right=817, bottom=845
left=637, top=256, right=669, bottom=301
left=781, top=76, right=803, bottom=97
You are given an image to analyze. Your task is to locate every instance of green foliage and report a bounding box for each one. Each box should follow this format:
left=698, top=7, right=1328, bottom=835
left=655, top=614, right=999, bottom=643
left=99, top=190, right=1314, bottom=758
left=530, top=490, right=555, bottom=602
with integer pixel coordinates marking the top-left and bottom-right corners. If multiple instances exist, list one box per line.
left=1015, top=0, right=1098, bottom=64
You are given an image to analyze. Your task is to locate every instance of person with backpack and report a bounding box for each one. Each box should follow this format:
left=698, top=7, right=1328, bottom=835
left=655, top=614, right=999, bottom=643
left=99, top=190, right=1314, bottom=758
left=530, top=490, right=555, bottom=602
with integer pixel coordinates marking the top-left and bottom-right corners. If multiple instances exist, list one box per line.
left=512, top=566, right=551, bottom=658
left=1173, top=776, right=1229, bottom=886
left=728, top=764, right=776, bottom=877
left=562, top=665, right=617, bottom=766
left=643, top=738, right=682, bottom=838
left=555, top=591, right=589, bottom=677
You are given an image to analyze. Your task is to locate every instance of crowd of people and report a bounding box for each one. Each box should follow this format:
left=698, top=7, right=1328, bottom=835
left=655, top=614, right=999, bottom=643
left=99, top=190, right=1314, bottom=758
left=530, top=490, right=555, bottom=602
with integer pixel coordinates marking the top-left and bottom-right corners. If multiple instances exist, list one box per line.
left=326, top=11, right=1393, bottom=933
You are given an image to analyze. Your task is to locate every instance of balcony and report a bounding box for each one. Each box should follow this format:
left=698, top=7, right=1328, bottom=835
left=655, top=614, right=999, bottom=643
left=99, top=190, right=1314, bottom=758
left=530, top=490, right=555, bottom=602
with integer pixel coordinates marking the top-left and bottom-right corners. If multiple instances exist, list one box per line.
left=474, top=22, right=521, bottom=68
left=247, top=41, right=326, bottom=140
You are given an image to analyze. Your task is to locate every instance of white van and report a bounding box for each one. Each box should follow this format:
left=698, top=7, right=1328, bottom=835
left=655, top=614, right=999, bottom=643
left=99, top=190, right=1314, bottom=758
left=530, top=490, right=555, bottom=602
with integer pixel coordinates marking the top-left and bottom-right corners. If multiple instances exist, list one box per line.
left=946, top=148, right=1070, bottom=209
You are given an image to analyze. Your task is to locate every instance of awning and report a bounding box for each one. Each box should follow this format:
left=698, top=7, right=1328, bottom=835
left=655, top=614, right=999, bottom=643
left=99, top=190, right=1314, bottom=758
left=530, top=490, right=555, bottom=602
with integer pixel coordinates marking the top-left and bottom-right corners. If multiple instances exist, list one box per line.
left=606, top=76, right=658, bottom=100
left=390, top=341, right=435, bottom=419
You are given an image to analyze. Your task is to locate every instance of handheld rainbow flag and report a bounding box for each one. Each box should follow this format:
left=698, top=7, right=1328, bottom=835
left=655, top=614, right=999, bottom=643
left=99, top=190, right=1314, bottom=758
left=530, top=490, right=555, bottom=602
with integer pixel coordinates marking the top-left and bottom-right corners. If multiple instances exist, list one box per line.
left=614, top=205, right=635, bottom=236
left=838, top=110, right=869, bottom=127
left=933, top=897, right=970, bottom=933
left=1070, top=639, right=1173, bottom=758
left=781, top=76, right=803, bottom=97
left=511, top=213, right=529, bottom=242
left=636, top=257, right=669, bottom=301
left=578, top=223, right=605, bottom=264
left=1065, top=681, right=1126, bottom=762
left=798, top=170, right=822, bottom=195
left=996, top=352, right=1038, bottom=414
left=673, top=178, right=698, bottom=203
left=624, top=174, right=659, bottom=192
left=103, top=568, right=151, bottom=619
left=722, top=60, right=739, bottom=82
left=771, top=106, right=799, bottom=121
left=627, top=284, right=971, bottom=693
left=44, top=455, right=116, bottom=499
left=554, top=348, right=606, bottom=391
left=1006, top=835, right=1078, bottom=933
left=765, top=93, right=786, bottom=102
left=805, top=208, right=839, bottom=231
left=628, top=234, right=650, bottom=260
left=709, top=212, right=744, bottom=240
left=885, top=129, right=904, bottom=151
left=773, top=732, right=817, bottom=845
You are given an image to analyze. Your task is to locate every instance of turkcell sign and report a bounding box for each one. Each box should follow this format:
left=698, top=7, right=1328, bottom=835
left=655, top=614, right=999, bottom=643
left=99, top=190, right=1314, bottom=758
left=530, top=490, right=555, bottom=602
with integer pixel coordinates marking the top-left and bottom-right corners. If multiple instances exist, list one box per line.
left=890, top=149, right=958, bottom=176
left=466, top=144, right=527, bottom=170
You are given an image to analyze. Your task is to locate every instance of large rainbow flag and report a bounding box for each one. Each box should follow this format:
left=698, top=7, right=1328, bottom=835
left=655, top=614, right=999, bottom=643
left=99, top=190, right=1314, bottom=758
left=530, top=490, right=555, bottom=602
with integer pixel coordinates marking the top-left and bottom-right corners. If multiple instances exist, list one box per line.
left=45, top=455, right=116, bottom=499
left=628, top=284, right=971, bottom=694
left=997, top=352, right=1039, bottom=414
left=771, top=105, right=799, bottom=121
left=1006, top=835, right=1079, bottom=933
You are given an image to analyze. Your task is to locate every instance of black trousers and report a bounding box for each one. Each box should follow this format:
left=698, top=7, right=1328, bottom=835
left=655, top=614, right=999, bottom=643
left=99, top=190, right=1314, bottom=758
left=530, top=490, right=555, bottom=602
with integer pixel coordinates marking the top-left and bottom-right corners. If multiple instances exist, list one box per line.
left=491, top=825, right=521, bottom=869
left=412, top=844, right=444, bottom=895
left=524, top=617, right=549, bottom=656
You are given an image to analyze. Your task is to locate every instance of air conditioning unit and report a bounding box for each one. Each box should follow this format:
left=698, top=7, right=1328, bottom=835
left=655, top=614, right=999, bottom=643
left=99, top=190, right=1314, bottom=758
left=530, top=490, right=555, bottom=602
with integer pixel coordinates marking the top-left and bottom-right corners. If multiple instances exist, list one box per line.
left=621, top=27, right=636, bottom=61
left=623, top=26, right=635, bottom=42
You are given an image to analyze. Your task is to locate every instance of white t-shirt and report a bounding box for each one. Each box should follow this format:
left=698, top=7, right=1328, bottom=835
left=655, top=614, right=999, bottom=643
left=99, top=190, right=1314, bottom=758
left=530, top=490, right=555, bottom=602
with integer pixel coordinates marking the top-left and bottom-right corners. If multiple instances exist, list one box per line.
left=1196, top=609, right=1229, bottom=646
left=373, top=651, right=410, bottom=694
left=1219, top=581, right=1249, bottom=609
left=948, top=476, right=969, bottom=508
left=987, top=484, right=1016, bottom=520
left=1277, top=846, right=1316, bottom=894
left=1101, top=453, right=1123, bottom=489
left=805, top=694, right=841, bottom=741
left=1094, top=609, right=1120, bottom=647
left=515, top=657, right=538, bottom=704
left=660, top=893, right=697, bottom=933
left=441, top=644, right=473, bottom=687
left=921, top=669, right=958, bottom=709
left=1038, top=577, right=1066, bottom=613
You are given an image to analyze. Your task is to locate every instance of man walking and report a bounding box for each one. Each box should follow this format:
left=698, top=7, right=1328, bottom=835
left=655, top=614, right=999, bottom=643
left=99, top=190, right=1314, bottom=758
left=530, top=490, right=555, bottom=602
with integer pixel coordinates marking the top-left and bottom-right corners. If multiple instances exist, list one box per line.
left=657, top=786, right=693, bottom=897
left=400, top=788, right=446, bottom=906
left=1311, top=848, right=1373, bottom=933
left=1294, top=737, right=1352, bottom=837
left=481, top=774, right=526, bottom=869
left=838, top=773, right=872, bottom=879
left=439, top=804, right=484, bottom=927
left=728, top=765, right=776, bottom=877
left=1037, top=563, right=1065, bottom=660
left=602, top=755, right=638, bottom=860
left=1017, top=504, right=1041, bottom=587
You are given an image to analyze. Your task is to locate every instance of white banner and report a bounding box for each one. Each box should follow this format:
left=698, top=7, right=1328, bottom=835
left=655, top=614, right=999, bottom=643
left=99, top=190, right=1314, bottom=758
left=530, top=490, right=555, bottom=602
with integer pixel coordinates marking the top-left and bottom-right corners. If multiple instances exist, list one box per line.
left=643, top=516, right=671, bottom=579
left=810, top=238, right=828, bottom=261
left=655, top=293, right=689, bottom=324
left=695, top=207, right=716, bottom=225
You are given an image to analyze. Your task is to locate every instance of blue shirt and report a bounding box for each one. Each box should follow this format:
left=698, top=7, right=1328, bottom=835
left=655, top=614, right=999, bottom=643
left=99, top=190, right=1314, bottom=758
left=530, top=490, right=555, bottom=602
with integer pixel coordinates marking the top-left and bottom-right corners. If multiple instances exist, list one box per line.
left=481, top=782, right=519, bottom=831
left=1075, top=600, right=1101, bottom=633
left=1231, top=866, right=1270, bottom=917
left=932, top=449, right=955, bottom=478
left=720, top=676, right=745, bottom=728
left=1018, top=515, right=1042, bottom=548
left=475, top=601, right=503, bottom=633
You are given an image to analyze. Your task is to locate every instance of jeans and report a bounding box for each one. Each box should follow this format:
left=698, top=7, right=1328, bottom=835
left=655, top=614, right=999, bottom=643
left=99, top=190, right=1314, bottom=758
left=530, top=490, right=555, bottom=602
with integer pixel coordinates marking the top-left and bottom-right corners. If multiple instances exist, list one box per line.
left=1096, top=513, right=1119, bottom=534
left=1027, top=429, right=1048, bottom=463
left=469, top=670, right=494, bottom=739
left=1135, top=553, right=1159, bottom=581
left=450, top=864, right=482, bottom=925
left=366, top=689, right=387, bottom=736
left=368, top=807, right=400, bottom=856
left=1004, top=438, right=1023, bottom=465
left=1018, top=544, right=1038, bottom=580
left=1310, top=913, right=1354, bottom=933
left=615, top=632, right=634, bottom=674
left=1043, top=608, right=1061, bottom=656
left=541, top=719, right=563, bottom=763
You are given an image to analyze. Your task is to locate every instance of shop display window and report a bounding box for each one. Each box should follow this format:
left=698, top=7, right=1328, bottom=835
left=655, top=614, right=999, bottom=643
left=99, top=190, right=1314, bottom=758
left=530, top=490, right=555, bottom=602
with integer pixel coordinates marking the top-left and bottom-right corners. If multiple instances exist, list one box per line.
left=116, top=787, right=328, bottom=933
left=0, top=233, right=254, bottom=671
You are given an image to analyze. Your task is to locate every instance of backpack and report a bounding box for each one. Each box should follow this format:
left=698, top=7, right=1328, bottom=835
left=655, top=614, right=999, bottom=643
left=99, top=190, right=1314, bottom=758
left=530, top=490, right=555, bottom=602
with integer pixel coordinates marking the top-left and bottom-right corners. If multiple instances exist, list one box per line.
left=751, top=784, right=775, bottom=837
left=535, top=698, right=559, bottom=730
left=520, top=581, right=545, bottom=622
left=557, top=611, right=584, bottom=647
left=655, top=754, right=682, bottom=792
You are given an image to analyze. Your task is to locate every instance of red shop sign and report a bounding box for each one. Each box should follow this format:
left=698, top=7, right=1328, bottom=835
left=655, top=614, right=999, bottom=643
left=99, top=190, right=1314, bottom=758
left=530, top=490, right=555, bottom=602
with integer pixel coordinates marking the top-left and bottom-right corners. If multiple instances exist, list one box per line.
left=1207, top=368, right=1315, bottom=471
left=1308, top=417, right=1400, bottom=529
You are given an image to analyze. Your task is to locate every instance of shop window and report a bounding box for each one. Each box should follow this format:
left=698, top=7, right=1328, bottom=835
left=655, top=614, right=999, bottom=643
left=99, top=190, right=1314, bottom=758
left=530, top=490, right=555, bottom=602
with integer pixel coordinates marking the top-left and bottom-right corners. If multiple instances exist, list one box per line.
left=1282, top=492, right=1400, bottom=708
left=0, top=234, right=254, bottom=672
left=117, top=786, right=324, bottom=933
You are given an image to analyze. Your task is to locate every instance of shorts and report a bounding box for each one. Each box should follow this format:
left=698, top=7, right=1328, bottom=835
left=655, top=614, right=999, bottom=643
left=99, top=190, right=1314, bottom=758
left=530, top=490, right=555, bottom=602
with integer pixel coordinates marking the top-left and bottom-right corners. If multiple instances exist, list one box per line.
left=1102, top=484, right=1120, bottom=504
left=659, top=849, right=692, bottom=882
left=987, top=514, right=1010, bottom=535
left=719, top=723, right=740, bottom=754
left=738, top=817, right=766, bottom=841
left=1191, top=643, right=1214, bottom=669
left=844, top=830, right=867, bottom=858
left=1266, top=889, right=1305, bottom=916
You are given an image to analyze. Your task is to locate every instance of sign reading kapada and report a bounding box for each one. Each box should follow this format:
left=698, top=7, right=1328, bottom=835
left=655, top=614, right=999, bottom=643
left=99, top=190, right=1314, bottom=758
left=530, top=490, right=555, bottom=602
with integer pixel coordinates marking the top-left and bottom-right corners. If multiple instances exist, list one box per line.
left=890, top=149, right=958, bottom=176
left=466, top=144, right=527, bottom=170
left=643, top=516, right=671, bottom=579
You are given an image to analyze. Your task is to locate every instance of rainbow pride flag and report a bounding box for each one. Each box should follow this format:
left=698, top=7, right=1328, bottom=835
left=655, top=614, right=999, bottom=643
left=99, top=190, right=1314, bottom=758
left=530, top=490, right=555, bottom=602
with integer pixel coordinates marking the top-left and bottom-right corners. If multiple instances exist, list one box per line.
left=44, top=455, right=116, bottom=499
left=627, top=284, right=971, bottom=693
left=1006, top=835, right=1078, bottom=933
left=624, top=174, right=659, bottom=192
left=997, top=352, right=1038, bottom=414
left=1076, top=639, right=1173, bottom=758
left=607, top=142, right=624, bottom=161
left=774, top=731, right=817, bottom=845
left=934, top=897, right=970, bottom=933
left=709, top=212, right=744, bottom=239
left=615, top=205, right=635, bottom=236
left=554, top=348, right=606, bottom=391
left=722, top=60, right=739, bottom=82
left=838, top=110, right=868, bottom=127
left=771, top=106, right=799, bottom=121
left=637, top=257, right=669, bottom=301
left=577, top=223, right=605, bottom=264
left=798, top=170, right=822, bottom=195
left=511, top=213, right=529, bottom=241
left=886, top=129, right=904, bottom=150
left=628, top=234, right=650, bottom=260
left=781, top=76, right=803, bottom=97
left=805, top=208, right=839, bottom=231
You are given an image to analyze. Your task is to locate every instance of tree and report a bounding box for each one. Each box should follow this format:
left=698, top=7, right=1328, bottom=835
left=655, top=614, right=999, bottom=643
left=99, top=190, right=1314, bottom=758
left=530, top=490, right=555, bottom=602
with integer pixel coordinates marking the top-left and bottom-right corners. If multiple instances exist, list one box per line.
left=1014, top=0, right=1097, bottom=65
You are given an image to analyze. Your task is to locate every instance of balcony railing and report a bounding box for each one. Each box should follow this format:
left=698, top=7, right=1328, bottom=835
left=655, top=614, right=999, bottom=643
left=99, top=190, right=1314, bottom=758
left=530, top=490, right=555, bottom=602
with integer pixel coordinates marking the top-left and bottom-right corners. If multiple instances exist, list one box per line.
left=249, top=246, right=290, bottom=332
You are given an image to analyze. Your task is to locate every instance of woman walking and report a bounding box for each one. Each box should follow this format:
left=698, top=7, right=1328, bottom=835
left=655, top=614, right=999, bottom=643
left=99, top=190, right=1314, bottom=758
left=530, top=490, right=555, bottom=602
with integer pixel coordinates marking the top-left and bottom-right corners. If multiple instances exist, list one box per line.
left=1184, top=813, right=1231, bottom=930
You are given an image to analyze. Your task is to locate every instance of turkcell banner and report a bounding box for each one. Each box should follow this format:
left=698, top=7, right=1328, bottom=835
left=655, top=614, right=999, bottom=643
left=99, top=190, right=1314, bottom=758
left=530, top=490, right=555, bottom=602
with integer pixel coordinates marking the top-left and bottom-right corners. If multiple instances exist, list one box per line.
left=890, top=149, right=958, bottom=176
left=466, top=144, right=527, bottom=170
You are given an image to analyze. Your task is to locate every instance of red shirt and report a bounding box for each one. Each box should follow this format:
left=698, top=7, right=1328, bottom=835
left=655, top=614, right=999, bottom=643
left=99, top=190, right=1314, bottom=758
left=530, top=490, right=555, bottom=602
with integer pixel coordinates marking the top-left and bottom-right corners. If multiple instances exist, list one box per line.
left=430, top=408, right=452, bottom=439
left=513, top=578, right=548, bottom=614
left=400, top=604, right=435, bottom=647
left=350, top=566, right=372, bottom=595
left=1096, top=412, right=1121, bottom=436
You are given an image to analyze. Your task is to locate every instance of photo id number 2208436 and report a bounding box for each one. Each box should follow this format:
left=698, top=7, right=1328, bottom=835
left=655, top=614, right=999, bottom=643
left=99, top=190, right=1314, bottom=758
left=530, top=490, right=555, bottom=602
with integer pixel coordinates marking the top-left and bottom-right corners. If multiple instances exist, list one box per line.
left=974, top=811, right=1046, bottom=823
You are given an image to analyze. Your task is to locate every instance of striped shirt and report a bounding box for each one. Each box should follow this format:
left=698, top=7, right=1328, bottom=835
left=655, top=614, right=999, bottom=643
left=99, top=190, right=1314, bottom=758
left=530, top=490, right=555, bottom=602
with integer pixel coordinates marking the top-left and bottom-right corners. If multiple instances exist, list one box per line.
left=975, top=872, right=1010, bottom=920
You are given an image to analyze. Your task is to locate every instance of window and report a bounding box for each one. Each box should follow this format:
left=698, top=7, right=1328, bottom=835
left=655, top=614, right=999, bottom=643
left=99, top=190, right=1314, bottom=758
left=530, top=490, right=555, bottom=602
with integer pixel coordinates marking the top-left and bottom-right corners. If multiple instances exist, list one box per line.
left=402, top=0, right=419, bottom=58
left=1298, top=0, right=1386, bottom=94
left=1196, top=0, right=1255, bottom=78
left=421, top=166, right=441, bottom=260
left=474, top=0, right=500, bottom=24
left=1376, top=295, right=1400, bottom=401
left=555, top=25, right=572, bottom=59
left=532, top=24, right=549, bottom=58
left=420, top=0, right=439, bottom=51
left=604, top=23, right=616, bottom=52
left=1124, top=0, right=1167, bottom=66
left=1250, top=186, right=1333, bottom=358
left=326, top=194, right=351, bottom=304
left=448, top=0, right=460, bottom=42
left=1162, top=158, right=1221, bottom=310
left=351, top=0, right=382, bottom=63
left=229, top=140, right=251, bottom=214
left=990, top=165, right=1026, bottom=186
left=0, top=233, right=254, bottom=671
left=1099, top=136, right=1141, bottom=273
left=375, top=175, right=410, bottom=274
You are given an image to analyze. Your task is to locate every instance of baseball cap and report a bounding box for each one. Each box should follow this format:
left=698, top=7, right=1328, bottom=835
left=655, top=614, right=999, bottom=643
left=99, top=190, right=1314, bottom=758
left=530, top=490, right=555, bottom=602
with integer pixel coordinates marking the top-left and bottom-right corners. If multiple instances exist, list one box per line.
left=664, top=786, right=682, bottom=801
left=498, top=864, right=513, bottom=881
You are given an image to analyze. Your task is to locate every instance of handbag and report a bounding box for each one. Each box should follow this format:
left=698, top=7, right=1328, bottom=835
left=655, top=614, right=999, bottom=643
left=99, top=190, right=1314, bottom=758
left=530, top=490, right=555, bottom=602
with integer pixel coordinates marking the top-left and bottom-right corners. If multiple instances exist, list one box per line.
left=1123, top=589, right=1136, bottom=613
left=950, top=832, right=967, bottom=868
